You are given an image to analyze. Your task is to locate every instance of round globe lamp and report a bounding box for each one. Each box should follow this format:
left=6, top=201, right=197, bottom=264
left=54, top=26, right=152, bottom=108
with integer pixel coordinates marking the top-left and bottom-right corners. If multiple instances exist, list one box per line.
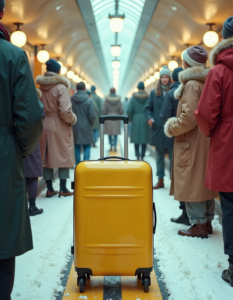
left=203, top=23, right=219, bottom=48
left=61, top=66, right=67, bottom=75
left=150, top=75, right=155, bottom=83
left=37, top=45, right=50, bottom=64
left=113, top=70, right=120, bottom=76
left=154, top=71, right=160, bottom=80
left=109, top=16, right=124, bottom=33
left=67, top=70, right=74, bottom=79
left=168, top=58, right=178, bottom=71
left=11, top=23, right=27, bottom=48
left=112, top=60, right=120, bottom=70
left=111, top=45, right=121, bottom=57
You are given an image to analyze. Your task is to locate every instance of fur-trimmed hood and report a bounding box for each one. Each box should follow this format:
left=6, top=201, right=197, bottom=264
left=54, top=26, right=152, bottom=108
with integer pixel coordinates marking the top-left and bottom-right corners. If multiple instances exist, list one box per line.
left=210, top=37, right=233, bottom=67
left=133, top=91, right=149, bottom=102
left=106, top=95, right=121, bottom=104
left=36, top=72, right=71, bottom=90
left=174, top=67, right=210, bottom=99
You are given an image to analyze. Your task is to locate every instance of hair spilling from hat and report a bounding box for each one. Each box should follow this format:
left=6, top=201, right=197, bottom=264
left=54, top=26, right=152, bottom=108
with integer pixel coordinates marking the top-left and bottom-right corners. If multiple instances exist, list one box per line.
left=76, top=82, right=86, bottom=91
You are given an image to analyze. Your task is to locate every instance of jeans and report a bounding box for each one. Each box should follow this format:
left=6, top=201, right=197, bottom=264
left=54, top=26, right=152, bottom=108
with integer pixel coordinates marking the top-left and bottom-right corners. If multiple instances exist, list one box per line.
left=75, top=145, right=91, bottom=165
left=0, top=257, right=15, bottom=300
left=43, top=168, right=70, bottom=180
left=26, top=177, right=38, bottom=198
left=109, top=135, right=117, bottom=147
left=219, top=192, right=233, bottom=267
left=185, top=199, right=215, bottom=224
left=134, top=144, right=147, bottom=159
left=93, top=129, right=99, bottom=144
left=155, top=147, right=173, bottom=179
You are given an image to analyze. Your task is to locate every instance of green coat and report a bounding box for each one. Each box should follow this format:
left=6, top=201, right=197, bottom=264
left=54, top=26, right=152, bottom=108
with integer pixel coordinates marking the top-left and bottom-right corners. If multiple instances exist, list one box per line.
left=0, top=33, right=44, bottom=260
left=91, top=92, right=102, bottom=130
left=127, top=91, right=150, bottom=144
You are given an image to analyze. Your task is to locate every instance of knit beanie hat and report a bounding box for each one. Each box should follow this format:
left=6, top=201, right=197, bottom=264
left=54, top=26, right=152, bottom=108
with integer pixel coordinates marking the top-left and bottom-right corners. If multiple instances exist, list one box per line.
left=160, top=66, right=171, bottom=78
left=172, top=67, right=183, bottom=82
left=91, top=85, right=96, bottom=91
left=110, top=87, right=116, bottom=94
left=183, top=46, right=208, bottom=67
left=137, top=81, right=145, bottom=90
left=0, top=0, right=5, bottom=12
left=46, top=59, right=61, bottom=73
left=86, top=90, right=91, bottom=96
left=222, top=16, right=233, bottom=39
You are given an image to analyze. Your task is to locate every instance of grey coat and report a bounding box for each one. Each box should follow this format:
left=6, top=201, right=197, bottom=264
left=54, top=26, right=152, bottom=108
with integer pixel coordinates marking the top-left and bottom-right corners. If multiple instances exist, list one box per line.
left=102, top=95, right=123, bottom=135
left=71, top=91, right=96, bottom=145
left=144, top=88, right=173, bottom=148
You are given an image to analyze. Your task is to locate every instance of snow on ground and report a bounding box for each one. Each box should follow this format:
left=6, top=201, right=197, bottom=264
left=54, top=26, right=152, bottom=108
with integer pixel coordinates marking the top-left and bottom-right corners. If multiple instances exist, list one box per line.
left=12, top=133, right=232, bottom=300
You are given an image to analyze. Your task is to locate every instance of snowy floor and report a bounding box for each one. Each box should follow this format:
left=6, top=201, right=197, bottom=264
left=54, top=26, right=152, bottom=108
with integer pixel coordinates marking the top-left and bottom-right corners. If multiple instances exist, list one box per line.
left=12, top=134, right=232, bottom=300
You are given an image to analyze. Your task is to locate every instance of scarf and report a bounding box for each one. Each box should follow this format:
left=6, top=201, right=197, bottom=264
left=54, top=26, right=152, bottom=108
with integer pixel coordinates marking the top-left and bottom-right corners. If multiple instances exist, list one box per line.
left=161, top=84, right=168, bottom=96
left=0, top=23, right=10, bottom=42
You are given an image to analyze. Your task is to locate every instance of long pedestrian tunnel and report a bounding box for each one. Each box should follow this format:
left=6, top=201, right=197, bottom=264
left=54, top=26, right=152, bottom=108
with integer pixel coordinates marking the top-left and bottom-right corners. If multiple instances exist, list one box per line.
left=1, top=1, right=233, bottom=300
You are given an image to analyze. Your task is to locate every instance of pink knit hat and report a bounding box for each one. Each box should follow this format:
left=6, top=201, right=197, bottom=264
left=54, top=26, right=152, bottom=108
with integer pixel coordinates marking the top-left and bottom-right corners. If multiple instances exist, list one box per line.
left=183, top=46, right=208, bottom=67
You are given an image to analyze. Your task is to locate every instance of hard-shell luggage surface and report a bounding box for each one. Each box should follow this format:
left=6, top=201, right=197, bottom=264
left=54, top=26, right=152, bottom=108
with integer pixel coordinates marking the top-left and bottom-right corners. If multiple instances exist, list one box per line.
left=72, top=115, right=156, bottom=293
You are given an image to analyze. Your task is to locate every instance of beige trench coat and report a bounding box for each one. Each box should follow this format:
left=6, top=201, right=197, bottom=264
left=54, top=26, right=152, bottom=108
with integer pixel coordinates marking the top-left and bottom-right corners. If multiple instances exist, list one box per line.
left=102, top=95, right=123, bottom=135
left=36, top=72, right=76, bottom=169
left=164, top=66, right=218, bottom=202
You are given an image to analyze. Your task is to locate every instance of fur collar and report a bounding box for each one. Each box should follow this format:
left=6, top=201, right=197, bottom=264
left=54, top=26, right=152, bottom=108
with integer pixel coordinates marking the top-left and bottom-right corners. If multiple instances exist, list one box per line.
left=174, top=67, right=210, bottom=99
left=106, top=95, right=121, bottom=102
left=36, top=72, right=71, bottom=89
left=133, top=91, right=149, bottom=99
left=36, top=88, right=42, bottom=99
left=210, top=37, right=233, bottom=67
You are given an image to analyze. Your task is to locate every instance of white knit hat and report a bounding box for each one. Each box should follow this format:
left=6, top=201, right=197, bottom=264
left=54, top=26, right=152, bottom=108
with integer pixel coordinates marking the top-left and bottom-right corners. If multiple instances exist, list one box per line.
left=160, top=66, right=171, bottom=78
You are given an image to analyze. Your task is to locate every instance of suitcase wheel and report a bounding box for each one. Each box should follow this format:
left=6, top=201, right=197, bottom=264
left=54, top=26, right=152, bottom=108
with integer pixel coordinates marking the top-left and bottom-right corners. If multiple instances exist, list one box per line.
left=141, top=275, right=151, bottom=293
left=77, top=276, right=87, bottom=293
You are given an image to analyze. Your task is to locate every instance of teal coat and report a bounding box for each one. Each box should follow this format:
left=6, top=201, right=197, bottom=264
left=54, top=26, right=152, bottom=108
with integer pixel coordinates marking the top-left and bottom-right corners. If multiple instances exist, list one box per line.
left=91, top=92, right=102, bottom=130
left=0, top=33, right=43, bottom=259
left=127, top=91, right=150, bottom=144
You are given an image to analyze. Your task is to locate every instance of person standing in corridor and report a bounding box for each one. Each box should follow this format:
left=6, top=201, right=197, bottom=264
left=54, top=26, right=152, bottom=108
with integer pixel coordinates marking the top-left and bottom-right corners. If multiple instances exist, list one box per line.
left=71, top=82, right=96, bottom=164
left=195, top=16, right=233, bottom=284
left=127, top=82, right=150, bottom=160
left=144, top=66, right=172, bottom=189
left=0, top=2, right=44, bottom=298
left=102, top=88, right=123, bottom=152
left=91, top=86, right=102, bottom=147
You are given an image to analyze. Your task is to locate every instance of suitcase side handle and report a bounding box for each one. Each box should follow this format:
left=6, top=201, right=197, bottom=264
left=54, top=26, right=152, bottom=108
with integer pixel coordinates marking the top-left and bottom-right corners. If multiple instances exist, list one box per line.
left=153, top=203, right=156, bottom=234
left=99, top=115, right=129, bottom=159
left=99, top=156, right=129, bottom=161
left=99, top=115, right=129, bottom=124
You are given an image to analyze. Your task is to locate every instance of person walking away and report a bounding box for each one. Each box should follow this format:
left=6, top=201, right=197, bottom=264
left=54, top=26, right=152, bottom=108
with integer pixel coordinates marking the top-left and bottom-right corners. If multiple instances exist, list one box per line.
left=144, top=66, right=172, bottom=189
left=71, top=82, right=96, bottom=164
left=164, top=46, right=218, bottom=238
left=127, top=82, right=150, bottom=160
left=87, top=89, right=99, bottom=116
left=195, top=16, right=233, bottom=285
left=23, top=89, right=44, bottom=216
left=102, top=88, right=123, bottom=152
left=160, top=67, right=189, bottom=225
left=123, top=97, right=131, bottom=137
left=0, top=4, right=43, bottom=298
left=36, top=59, right=77, bottom=198
left=91, top=86, right=102, bottom=147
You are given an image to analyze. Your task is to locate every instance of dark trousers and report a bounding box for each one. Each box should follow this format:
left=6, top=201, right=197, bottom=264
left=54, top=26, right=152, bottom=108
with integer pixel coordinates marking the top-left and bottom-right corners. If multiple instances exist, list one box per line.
left=179, top=201, right=188, bottom=215
left=0, top=258, right=15, bottom=300
left=134, top=144, right=147, bottom=159
left=26, top=177, right=38, bottom=198
left=219, top=192, right=233, bottom=269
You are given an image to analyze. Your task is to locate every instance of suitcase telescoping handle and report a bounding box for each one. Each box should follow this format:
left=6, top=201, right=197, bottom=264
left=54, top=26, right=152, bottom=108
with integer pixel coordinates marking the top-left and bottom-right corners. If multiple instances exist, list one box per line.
left=99, top=115, right=129, bottom=159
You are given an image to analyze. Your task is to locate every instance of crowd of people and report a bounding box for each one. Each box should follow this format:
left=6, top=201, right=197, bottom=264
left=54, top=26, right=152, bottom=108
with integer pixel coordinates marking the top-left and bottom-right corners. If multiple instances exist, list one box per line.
left=0, top=0, right=233, bottom=296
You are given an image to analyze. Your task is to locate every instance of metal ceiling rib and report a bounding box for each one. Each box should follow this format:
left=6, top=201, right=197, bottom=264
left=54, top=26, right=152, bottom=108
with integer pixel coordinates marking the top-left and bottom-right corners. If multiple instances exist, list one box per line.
left=120, top=0, right=160, bottom=95
left=76, top=0, right=110, bottom=93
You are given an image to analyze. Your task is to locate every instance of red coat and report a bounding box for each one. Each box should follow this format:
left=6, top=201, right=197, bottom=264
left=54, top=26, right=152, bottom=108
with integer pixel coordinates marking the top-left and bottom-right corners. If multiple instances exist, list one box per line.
left=195, top=38, right=233, bottom=192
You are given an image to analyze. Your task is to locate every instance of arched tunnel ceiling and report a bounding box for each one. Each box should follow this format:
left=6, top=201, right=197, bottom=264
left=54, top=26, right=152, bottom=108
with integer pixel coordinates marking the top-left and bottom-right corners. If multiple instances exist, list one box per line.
left=2, top=0, right=233, bottom=97
left=122, top=0, right=233, bottom=96
left=2, top=0, right=109, bottom=94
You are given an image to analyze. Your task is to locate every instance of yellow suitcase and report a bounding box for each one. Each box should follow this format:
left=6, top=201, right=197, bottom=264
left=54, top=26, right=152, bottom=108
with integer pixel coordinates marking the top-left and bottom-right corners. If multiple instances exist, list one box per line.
left=71, top=115, right=156, bottom=293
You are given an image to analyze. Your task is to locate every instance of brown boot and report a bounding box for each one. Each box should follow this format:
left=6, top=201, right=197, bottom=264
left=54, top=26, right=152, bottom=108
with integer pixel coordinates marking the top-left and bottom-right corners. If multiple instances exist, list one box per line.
left=178, top=223, right=208, bottom=238
left=207, top=221, right=213, bottom=234
left=59, top=189, right=74, bottom=197
left=46, top=190, right=58, bottom=198
left=153, top=178, right=164, bottom=190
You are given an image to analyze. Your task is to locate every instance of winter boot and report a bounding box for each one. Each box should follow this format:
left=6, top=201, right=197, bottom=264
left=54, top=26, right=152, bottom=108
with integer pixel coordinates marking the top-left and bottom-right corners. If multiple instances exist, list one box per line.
left=153, top=178, right=164, bottom=190
left=171, top=212, right=190, bottom=225
left=46, top=180, right=58, bottom=198
left=110, top=146, right=113, bottom=152
left=207, top=220, right=213, bottom=234
left=222, top=267, right=233, bottom=287
left=137, top=157, right=140, bottom=161
left=178, top=223, right=208, bottom=239
left=113, top=146, right=117, bottom=152
left=29, top=198, right=43, bottom=216
left=59, top=179, right=74, bottom=197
